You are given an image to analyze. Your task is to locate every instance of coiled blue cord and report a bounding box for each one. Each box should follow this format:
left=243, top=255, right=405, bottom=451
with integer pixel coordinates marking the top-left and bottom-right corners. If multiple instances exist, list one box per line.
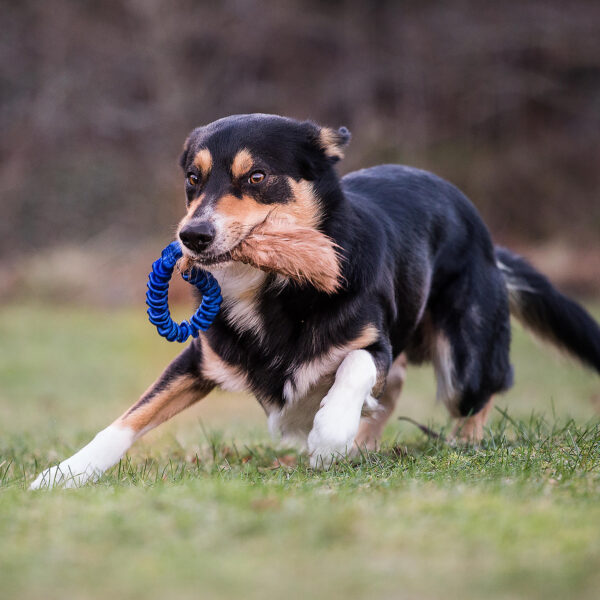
left=146, top=241, right=222, bottom=342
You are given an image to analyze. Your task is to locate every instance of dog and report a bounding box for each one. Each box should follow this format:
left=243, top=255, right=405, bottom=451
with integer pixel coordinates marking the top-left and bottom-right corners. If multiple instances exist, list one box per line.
left=31, top=113, right=600, bottom=488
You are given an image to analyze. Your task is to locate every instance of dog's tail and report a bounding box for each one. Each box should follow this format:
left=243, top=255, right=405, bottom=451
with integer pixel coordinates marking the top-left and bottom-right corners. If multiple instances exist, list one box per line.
left=495, top=246, right=600, bottom=374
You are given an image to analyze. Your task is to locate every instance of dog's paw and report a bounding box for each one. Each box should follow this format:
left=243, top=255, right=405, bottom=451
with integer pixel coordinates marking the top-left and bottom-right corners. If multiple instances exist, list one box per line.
left=307, top=407, right=356, bottom=469
left=307, top=446, right=343, bottom=470
left=29, top=425, right=135, bottom=490
left=29, top=461, right=100, bottom=490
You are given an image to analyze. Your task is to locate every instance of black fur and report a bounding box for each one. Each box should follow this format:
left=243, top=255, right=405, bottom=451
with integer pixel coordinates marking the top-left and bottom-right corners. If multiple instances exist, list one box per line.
left=177, top=114, right=599, bottom=418
left=496, top=247, right=600, bottom=374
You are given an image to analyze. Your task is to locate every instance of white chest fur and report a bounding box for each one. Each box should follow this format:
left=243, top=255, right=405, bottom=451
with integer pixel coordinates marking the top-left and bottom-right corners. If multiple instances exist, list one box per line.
left=210, top=262, right=267, bottom=337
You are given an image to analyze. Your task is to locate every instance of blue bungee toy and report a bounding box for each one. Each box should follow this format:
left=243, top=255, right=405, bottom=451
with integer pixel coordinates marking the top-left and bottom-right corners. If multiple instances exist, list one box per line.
left=146, top=241, right=222, bottom=342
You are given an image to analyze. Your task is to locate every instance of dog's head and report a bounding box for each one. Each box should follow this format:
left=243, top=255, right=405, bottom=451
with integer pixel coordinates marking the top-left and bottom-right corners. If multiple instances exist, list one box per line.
left=177, top=114, right=350, bottom=292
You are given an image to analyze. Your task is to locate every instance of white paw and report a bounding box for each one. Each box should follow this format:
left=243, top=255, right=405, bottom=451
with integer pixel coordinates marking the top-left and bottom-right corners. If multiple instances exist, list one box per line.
left=307, top=445, right=346, bottom=470
left=30, top=461, right=101, bottom=490
left=306, top=350, right=377, bottom=469
left=307, top=404, right=357, bottom=470
left=307, top=433, right=354, bottom=469
left=29, top=425, right=134, bottom=490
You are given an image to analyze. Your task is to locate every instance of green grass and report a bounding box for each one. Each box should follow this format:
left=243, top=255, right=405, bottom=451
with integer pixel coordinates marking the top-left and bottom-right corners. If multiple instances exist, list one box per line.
left=1, top=303, right=599, bottom=600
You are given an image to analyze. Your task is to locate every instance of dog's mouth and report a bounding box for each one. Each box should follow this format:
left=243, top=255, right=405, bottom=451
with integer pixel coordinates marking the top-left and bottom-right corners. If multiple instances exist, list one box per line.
left=194, top=250, right=233, bottom=266
left=178, top=249, right=233, bottom=272
left=179, top=218, right=271, bottom=270
left=178, top=238, right=245, bottom=272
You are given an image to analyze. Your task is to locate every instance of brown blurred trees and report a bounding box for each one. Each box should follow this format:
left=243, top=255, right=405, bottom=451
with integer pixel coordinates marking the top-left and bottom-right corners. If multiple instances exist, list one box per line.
left=2, top=0, right=599, bottom=258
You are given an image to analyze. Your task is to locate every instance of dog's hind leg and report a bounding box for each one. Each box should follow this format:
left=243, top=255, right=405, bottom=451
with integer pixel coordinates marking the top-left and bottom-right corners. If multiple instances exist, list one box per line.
left=450, top=396, right=495, bottom=444
left=430, top=306, right=510, bottom=445
left=30, top=343, right=213, bottom=489
left=431, top=326, right=504, bottom=445
left=353, top=353, right=406, bottom=452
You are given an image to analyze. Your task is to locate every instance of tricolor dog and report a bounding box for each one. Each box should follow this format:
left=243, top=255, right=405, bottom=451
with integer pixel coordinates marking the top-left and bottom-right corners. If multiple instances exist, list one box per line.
left=31, top=114, right=600, bottom=488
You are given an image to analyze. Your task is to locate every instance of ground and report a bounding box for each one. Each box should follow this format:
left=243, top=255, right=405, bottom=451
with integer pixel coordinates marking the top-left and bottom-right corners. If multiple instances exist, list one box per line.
left=1, top=303, right=599, bottom=600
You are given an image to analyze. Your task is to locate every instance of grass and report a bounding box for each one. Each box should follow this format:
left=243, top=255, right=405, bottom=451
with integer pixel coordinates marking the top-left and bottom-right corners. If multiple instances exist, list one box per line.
left=1, top=303, right=599, bottom=600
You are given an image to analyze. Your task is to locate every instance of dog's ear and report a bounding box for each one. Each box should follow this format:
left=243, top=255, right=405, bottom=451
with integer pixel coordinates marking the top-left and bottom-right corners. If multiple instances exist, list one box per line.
left=297, top=121, right=351, bottom=180
left=179, top=137, right=191, bottom=170
left=318, top=126, right=351, bottom=162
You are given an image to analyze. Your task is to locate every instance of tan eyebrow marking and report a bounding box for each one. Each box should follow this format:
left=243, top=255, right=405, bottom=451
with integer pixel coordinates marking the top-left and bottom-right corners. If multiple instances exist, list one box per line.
left=231, top=148, right=254, bottom=179
left=192, top=148, right=213, bottom=176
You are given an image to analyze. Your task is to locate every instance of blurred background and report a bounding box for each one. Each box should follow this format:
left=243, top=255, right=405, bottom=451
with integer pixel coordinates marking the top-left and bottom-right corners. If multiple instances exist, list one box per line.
left=1, top=0, right=599, bottom=306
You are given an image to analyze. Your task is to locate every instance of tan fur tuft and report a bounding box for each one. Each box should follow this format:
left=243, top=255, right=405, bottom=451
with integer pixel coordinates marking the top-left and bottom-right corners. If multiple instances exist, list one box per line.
left=177, top=253, right=198, bottom=276
left=231, top=219, right=342, bottom=294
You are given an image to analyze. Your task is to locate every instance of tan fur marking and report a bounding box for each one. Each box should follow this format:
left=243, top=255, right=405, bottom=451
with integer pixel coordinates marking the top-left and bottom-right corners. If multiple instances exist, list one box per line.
left=231, top=148, right=254, bottom=179
left=217, top=193, right=272, bottom=226
left=433, top=331, right=459, bottom=416
left=272, top=179, right=322, bottom=228
left=193, top=148, right=213, bottom=176
left=284, top=325, right=379, bottom=402
left=200, top=335, right=249, bottom=393
left=451, top=397, right=495, bottom=444
left=353, top=325, right=380, bottom=350
left=319, top=128, right=346, bottom=159
left=184, top=194, right=205, bottom=217
left=118, top=375, right=201, bottom=433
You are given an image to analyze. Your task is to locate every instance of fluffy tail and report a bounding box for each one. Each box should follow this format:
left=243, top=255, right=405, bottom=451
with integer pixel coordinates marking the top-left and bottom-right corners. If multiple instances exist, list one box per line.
left=495, top=246, right=600, bottom=374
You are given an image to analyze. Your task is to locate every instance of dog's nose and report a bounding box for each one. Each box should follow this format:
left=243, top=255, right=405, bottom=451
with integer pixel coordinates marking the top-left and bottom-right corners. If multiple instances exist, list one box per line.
left=179, top=221, right=216, bottom=253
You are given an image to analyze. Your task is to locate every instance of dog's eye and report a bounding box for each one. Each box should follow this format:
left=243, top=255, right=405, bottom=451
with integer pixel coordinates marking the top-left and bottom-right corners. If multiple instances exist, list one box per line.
left=248, top=171, right=265, bottom=185
left=187, top=173, right=199, bottom=186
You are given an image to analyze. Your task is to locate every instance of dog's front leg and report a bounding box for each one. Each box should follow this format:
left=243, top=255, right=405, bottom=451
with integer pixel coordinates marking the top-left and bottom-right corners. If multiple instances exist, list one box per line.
left=307, top=349, right=378, bottom=469
left=30, top=343, right=213, bottom=489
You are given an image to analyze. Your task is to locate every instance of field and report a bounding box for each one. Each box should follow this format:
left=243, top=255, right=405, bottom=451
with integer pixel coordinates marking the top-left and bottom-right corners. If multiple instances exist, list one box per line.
left=1, top=303, right=599, bottom=600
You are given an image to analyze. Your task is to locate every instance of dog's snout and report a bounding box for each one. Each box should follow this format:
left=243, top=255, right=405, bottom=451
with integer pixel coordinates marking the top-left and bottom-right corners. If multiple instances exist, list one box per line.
left=179, top=221, right=216, bottom=253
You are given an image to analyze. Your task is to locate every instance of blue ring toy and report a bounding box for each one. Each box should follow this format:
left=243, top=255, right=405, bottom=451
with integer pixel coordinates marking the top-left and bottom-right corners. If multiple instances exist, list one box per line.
left=146, top=241, right=222, bottom=342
